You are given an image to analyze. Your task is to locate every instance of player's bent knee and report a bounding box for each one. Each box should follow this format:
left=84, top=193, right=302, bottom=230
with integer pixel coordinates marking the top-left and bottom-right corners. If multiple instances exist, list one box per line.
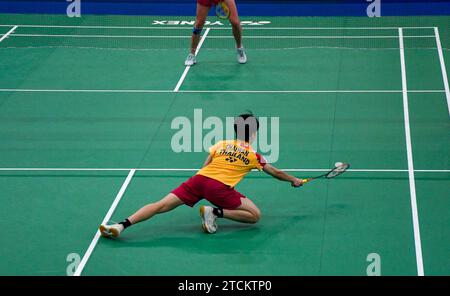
left=250, top=209, right=261, bottom=224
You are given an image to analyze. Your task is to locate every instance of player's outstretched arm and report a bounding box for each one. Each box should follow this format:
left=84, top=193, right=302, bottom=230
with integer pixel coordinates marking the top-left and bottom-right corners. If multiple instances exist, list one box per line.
left=263, top=164, right=304, bottom=187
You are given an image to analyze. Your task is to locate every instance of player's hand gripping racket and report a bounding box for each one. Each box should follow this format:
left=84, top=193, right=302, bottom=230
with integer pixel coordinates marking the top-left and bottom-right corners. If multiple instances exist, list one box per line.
left=302, top=162, right=350, bottom=184
left=215, top=1, right=230, bottom=19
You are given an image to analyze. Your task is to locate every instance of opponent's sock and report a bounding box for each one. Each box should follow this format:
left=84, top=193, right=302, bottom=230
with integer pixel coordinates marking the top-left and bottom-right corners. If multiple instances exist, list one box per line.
left=119, top=218, right=132, bottom=229
left=213, top=207, right=224, bottom=218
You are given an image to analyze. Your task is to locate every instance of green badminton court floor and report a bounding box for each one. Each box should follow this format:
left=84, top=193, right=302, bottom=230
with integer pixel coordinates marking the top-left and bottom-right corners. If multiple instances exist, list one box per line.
left=0, top=14, right=448, bottom=276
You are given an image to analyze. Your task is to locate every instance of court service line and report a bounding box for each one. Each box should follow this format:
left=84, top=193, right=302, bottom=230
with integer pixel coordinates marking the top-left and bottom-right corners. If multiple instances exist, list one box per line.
left=0, top=25, right=18, bottom=43
left=399, top=28, right=424, bottom=276
left=0, top=168, right=448, bottom=173
left=434, top=27, right=450, bottom=117
left=0, top=88, right=445, bottom=94
left=174, top=28, right=210, bottom=92
left=73, top=169, right=135, bottom=276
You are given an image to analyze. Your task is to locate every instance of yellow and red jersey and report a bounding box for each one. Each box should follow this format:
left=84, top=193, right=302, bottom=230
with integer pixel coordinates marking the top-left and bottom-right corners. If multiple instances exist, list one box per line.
left=197, top=139, right=267, bottom=188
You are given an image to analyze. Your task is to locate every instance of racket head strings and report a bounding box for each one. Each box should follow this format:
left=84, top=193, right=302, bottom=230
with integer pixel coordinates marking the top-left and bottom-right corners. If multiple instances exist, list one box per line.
left=215, top=1, right=230, bottom=19
left=325, top=163, right=350, bottom=179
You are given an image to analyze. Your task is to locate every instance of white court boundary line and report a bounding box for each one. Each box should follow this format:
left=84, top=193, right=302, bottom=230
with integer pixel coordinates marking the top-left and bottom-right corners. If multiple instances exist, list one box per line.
left=0, top=25, right=18, bottom=43
left=0, top=168, right=448, bottom=173
left=0, top=24, right=436, bottom=30
left=399, top=28, right=424, bottom=277
left=0, top=88, right=445, bottom=94
left=434, top=27, right=450, bottom=117
left=73, top=169, right=135, bottom=276
left=174, top=28, right=210, bottom=92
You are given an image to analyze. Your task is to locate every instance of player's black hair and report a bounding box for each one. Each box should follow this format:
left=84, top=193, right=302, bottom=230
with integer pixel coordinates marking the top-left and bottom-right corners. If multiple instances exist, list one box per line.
left=234, top=112, right=259, bottom=142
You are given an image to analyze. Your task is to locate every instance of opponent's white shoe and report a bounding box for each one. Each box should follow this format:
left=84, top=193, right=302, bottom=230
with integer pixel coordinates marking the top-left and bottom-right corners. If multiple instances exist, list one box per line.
left=99, top=223, right=124, bottom=238
left=237, top=47, right=247, bottom=64
left=185, top=53, right=197, bottom=66
left=200, top=206, right=218, bottom=234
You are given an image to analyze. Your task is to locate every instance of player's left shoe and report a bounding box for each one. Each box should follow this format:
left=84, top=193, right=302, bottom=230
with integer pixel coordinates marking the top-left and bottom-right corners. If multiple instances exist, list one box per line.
left=185, top=53, right=197, bottom=66
left=99, top=223, right=124, bottom=238
left=200, top=206, right=218, bottom=234
left=237, top=47, right=247, bottom=64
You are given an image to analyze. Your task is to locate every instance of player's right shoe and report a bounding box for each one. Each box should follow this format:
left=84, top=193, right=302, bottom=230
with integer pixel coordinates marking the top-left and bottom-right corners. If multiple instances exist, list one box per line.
left=237, top=47, right=247, bottom=64
left=200, top=206, right=218, bottom=234
left=184, top=53, right=197, bottom=66
left=99, top=223, right=124, bottom=238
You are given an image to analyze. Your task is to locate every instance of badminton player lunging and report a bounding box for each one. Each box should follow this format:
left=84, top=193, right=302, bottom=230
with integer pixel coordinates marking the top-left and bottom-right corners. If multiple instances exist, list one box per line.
left=100, top=113, right=303, bottom=237
left=185, top=0, right=247, bottom=66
